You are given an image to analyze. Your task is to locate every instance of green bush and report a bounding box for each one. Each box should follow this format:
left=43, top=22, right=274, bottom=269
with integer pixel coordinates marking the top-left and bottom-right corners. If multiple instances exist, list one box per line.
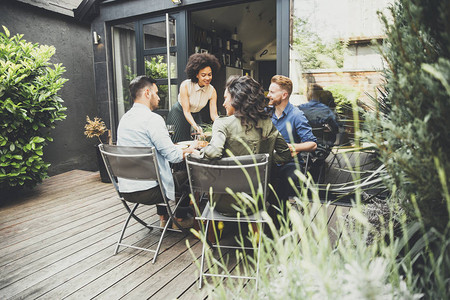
left=190, top=164, right=448, bottom=299
left=124, top=55, right=174, bottom=110
left=293, top=17, right=347, bottom=70
left=0, top=26, right=67, bottom=190
left=190, top=178, right=427, bottom=299
left=365, top=0, right=450, bottom=232
left=325, top=84, right=361, bottom=115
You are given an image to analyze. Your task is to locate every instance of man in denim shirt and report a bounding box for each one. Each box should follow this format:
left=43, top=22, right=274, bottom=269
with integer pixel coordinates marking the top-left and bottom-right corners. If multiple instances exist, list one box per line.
left=299, top=85, right=340, bottom=144
left=117, top=75, right=196, bottom=228
left=268, top=75, right=317, bottom=212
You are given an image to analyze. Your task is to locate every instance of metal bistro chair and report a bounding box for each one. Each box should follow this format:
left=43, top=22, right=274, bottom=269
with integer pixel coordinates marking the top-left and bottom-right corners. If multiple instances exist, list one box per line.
left=303, top=125, right=336, bottom=183
left=99, top=144, right=189, bottom=264
left=186, top=153, right=270, bottom=289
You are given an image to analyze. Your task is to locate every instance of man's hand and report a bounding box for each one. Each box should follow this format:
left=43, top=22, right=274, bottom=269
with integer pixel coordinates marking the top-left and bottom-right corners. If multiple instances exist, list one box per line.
left=288, top=144, right=299, bottom=157
left=182, top=144, right=200, bottom=159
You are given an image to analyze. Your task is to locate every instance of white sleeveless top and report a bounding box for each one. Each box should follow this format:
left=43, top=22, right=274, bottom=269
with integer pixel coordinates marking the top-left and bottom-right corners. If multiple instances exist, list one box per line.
left=178, top=79, right=214, bottom=113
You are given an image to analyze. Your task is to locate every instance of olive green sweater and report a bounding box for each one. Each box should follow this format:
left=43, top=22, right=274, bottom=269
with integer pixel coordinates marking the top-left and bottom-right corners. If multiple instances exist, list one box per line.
left=203, top=115, right=291, bottom=165
left=202, top=115, right=291, bottom=216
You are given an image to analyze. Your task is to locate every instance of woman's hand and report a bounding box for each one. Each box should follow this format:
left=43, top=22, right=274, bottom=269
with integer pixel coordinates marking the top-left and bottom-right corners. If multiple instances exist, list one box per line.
left=195, top=125, right=203, bottom=135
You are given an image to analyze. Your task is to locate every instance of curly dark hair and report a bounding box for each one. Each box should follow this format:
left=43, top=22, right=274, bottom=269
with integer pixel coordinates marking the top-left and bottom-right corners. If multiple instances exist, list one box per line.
left=185, top=53, right=221, bottom=83
left=226, top=76, right=271, bottom=136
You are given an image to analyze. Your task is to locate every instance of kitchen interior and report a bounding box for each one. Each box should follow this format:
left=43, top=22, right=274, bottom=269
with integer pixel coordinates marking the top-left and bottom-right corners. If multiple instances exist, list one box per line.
left=189, top=0, right=276, bottom=117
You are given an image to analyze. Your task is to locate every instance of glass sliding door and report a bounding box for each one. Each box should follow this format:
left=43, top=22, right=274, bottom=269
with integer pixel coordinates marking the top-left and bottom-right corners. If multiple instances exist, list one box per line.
left=137, top=13, right=183, bottom=111
left=112, top=12, right=187, bottom=125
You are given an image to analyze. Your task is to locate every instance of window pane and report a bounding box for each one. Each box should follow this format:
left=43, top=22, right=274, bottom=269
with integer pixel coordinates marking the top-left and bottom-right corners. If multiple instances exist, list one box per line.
left=144, top=54, right=177, bottom=80
left=169, top=18, right=176, bottom=46
left=143, top=22, right=166, bottom=49
left=290, top=0, right=386, bottom=108
left=156, top=84, right=178, bottom=110
left=112, top=23, right=136, bottom=120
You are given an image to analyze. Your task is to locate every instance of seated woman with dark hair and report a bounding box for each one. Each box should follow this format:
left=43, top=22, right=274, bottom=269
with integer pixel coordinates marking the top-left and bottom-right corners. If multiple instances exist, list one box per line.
left=201, top=76, right=291, bottom=216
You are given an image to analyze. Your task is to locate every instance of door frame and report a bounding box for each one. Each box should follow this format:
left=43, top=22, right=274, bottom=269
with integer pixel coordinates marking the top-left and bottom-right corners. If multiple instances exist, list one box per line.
left=106, top=0, right=289, bottom=137
left=185, top=0, right=289, bottom=76
left=136, top=11, right=189, bottom=85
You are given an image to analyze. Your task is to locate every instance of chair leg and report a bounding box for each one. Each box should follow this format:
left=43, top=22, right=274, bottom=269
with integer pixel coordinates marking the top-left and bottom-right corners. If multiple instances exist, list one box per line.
left=166, top=194, right=191, bottom=236
left=255, top=223, right=263, bottom=291
left=198, top=219, right=210, bottom=289
left=152, top=214, right=171, bottom=264
left=115, top=203, right=139, bottom=255
left=121, top=200, right=153, bottom=231
left=317, top=160, right=327, bottom=184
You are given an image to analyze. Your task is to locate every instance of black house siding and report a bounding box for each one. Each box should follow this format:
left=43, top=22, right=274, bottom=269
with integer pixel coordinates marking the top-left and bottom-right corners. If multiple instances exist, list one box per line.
left=1, top=0, right=99, bottom=176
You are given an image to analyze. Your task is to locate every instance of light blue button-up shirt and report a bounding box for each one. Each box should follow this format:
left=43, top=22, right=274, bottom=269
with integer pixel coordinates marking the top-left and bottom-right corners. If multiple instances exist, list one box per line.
left=117, top=103, right=183, bottom=200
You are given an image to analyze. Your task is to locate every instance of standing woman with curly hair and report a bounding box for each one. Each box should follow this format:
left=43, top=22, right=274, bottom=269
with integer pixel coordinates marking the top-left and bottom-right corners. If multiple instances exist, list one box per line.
left=201, top=76, right=291, bottom=216
left=167, top=53, right=221, bottom=143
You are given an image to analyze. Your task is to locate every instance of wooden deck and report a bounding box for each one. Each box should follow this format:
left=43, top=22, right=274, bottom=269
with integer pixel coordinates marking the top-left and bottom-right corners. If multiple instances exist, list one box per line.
left=0, top=150, right=375, bottom=299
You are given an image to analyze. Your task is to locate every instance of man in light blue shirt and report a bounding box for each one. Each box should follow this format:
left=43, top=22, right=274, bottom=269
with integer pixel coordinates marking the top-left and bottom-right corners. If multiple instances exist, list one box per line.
left=117, top=75, right=196, bottom=228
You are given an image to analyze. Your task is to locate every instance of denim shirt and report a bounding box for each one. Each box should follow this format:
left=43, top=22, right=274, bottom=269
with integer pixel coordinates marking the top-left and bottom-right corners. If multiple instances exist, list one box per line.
left=117, top=103, right=183, bottom=199
left=298, top=100, right=340, bottom=133
left=271, top=102, right=317, bottom=163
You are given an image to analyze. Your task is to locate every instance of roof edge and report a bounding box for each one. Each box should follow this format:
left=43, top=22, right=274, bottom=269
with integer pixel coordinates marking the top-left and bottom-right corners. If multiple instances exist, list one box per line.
left=73, top=0, right=101, bottom=23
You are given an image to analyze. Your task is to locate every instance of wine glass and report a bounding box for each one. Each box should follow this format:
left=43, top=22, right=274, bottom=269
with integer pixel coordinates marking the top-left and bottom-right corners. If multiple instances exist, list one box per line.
left=190, top=125, right=200, bottom=140
left=166, top=124, right=175, bottom=137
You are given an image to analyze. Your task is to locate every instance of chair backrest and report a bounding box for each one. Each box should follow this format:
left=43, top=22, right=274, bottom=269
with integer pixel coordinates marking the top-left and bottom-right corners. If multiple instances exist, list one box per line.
left=98, top=144, right=162, bottom=194
left=186, top=153, right=269, bottom=201
left=153, top=109, right=169, bottom=122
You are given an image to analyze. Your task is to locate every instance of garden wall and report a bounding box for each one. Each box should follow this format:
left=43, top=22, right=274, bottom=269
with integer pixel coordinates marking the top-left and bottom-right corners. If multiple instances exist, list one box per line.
left=0, top=0, right=99, bottom=175
left=303, top=69, right=384, bottom=104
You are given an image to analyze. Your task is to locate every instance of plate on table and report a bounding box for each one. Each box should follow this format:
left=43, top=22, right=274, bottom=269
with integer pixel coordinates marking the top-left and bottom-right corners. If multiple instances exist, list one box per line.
left=176, top=140, right=194, bottom=149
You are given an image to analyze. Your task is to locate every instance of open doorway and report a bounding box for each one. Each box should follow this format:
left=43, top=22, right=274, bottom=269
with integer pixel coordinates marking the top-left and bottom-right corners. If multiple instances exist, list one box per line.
left=190, top=0, right=277, bottom=117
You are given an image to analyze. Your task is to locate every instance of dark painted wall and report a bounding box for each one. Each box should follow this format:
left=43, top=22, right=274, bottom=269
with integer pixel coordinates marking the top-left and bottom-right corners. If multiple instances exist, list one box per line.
left=0, top=0, right=99, bottom=175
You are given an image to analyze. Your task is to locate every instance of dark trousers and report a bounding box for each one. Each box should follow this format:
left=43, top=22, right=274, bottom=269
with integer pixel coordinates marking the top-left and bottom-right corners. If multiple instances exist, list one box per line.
left=273, top=161, right=305, bottom=201
left=121, top=171, right=190, bottom=218
left=269, top=161, right=305, bottom=227
left=166, top=102, right=202, bottom=143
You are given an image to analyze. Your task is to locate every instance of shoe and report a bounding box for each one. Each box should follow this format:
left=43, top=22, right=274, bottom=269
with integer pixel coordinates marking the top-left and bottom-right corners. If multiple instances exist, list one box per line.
left=172, top=217, right=194, bottom=230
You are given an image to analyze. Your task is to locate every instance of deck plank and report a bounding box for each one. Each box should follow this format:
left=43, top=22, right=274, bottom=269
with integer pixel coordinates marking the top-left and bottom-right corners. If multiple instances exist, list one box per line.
left=63, top=233, right=193, bottom=300
left=0, top=170, right=99, bottom=217
left=15, top=226, right=174, bottom=299
left=0, top=161, right=355, bottom=299
left=1, top=210, right=155, bottom=296
left=0, top=187, right=117, bottom=243
left=328, top=206, right=351, bottom=247
left=0, top=202, right=137, bottom=271
left=118, top=240, right=203, bottom=299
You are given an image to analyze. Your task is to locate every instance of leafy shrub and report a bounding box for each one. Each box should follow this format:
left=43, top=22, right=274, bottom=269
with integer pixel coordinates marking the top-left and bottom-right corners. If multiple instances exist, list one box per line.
left=325, top=84, right=361, bottom=115
left=190, top=181, right=426, bottom=299
left=189, top=158, right=449, bottom=299
left=124, top=55, right=175, bottom=110
left=293, top=17, right=347, bottom=70
left=365, top=0, right=450, bottom=232
left=0, top=26, right=67, bottom=190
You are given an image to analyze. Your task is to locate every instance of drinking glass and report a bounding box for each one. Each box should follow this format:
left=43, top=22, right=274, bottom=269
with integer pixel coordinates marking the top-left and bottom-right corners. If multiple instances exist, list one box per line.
left=166, top=124, right=175, bottom=136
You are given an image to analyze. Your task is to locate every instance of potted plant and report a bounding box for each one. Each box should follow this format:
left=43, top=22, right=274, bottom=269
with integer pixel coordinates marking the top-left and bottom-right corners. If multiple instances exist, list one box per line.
left=84, top=116, right=111, bottom=183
